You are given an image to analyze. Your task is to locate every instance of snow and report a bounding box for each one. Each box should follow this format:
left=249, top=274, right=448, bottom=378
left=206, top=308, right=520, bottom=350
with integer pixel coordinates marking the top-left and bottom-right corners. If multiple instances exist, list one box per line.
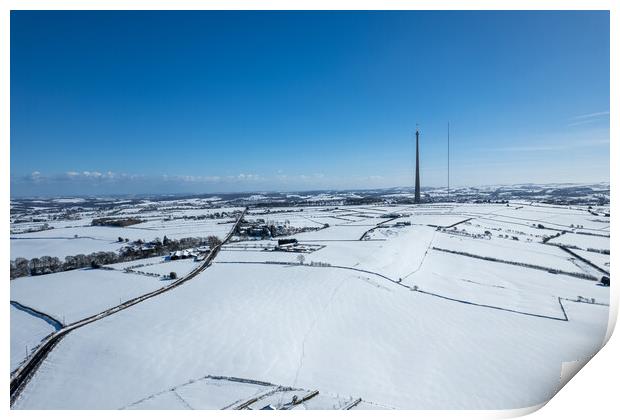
left=133, top=218, right=235, bottom=240
left=13, top=262, right=608, bottom=409
left=127, top=377, right=272, bottom=409
left=10, top=305, right=57, bottom=371
left=287, top=225, right=375, bottom=241
left=463, top=217, right=560, bottom=239
left=486, top=209, right=608, bottom=232
left=11, top=219, right=235, bottom=260
left=548, top=233, right=610, bottom=252
left=246, top=214, right=335, bottom=228
left=104, top=256, right=201, bottom=278
left=247, top=195, right=268, bottom=201
left=570, top=249, right=610, bottom=271
left=126, top=376, right=360, bottom=410
left=398, top=214, right=471, bottom=227
left=304, top=225, right=436, bottom=280
left=14, top=220, right=233, bottom=243
left=10, top=237, right=124, bottom=260
left=10, top=199, right=611, bottom=410
left=134, top=259, right=200, bottom=278
left=433, top=233, right=590, bottom=274
left=107, top=256, right=169, bottom=270
left=404, top=250, right=609, bottom=308
left=52, top=198, right=86, bottom=203
left=306, top=194, right=340, bottom=202
left=10, top=268, right=168, bottom=324
left=13, top=226, right=149, bottom=241
left=217, top=249, right=300, bottom=264
left=244, top=206, right=390, bottom=229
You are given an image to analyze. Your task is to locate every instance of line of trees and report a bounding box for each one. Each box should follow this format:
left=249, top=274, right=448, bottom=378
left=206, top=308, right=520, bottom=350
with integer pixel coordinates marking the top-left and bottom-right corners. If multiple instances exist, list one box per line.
left=10, top=235, right=222, bottom=280
left=11, top=253, right=118, bottom=278
left=91, top=217, right=143, bottom=227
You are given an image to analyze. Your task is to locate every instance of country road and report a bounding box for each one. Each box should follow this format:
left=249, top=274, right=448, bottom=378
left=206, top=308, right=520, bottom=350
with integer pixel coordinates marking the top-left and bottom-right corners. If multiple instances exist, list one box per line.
left=10, top=208, right=247, bottom=406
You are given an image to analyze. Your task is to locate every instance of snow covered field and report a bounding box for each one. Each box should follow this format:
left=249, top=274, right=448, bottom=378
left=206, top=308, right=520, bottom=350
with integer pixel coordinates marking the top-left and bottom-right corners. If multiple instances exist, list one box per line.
left=132, top=258, right=200, bottom=277
left=124, top=375, right=363, bottom=410
left=432, top=233, right=591, bottom=274
left=548, top=232, right=610, bottom=252
left=10, top=268, right=168, bottom=324
left=10, top=237, right=124, bottom=260
left=287, top=224, right=375, bottom=241
left=10, top=304, right=59, bottom=371
left=10, top=197, right=611, bottom=410
left=10, top=220, right=233, bottom=260
left=12, top=262, right=608, bottom=409
left=404, top=250, right=609, bottom=311
left=571, top=249, right=610, bottom=271
left=10, top=202, right=243, bottom=260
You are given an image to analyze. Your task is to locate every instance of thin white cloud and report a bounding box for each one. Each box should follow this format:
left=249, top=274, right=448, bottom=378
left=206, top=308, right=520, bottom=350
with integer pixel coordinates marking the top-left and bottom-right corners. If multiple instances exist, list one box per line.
left=483, top=138, right=609, bottom=153
left=13, top=171, right=391, bottom=192
left=567, top=119, right=607, bottom=128
left=165, top=175, right=222, bottom=183
left=572, top=111, right=609, bottom=120
left=568, top=111, right=610, bottom=127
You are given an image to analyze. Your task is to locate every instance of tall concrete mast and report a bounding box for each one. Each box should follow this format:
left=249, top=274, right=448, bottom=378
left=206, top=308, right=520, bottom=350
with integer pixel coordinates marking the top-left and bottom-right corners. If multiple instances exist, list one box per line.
left=414, top=126, right=421, bottom=204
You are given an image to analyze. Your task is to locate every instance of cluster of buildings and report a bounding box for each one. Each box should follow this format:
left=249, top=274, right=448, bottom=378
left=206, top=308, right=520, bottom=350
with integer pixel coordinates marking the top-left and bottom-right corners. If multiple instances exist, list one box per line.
left=274, top=239, right=323, bottom=254
left=168, top=246, right=209, bottom=260
left=236, top=218, right=292, bottom=239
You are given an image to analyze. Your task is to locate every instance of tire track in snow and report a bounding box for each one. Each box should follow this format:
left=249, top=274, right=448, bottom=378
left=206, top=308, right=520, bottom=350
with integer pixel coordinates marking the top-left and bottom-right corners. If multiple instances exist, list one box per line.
left=402, top=229, right=437, bottom=280
left=290, top=277, right=347, bottom=396
left=172, top=390, right=193, bottom=409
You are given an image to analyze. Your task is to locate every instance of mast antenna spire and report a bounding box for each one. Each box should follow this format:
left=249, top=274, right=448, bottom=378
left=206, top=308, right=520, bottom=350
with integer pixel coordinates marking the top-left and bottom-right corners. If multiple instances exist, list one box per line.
left=448, top=121, right=450, bottom=202
left=414, top=125, right=421, bottom=204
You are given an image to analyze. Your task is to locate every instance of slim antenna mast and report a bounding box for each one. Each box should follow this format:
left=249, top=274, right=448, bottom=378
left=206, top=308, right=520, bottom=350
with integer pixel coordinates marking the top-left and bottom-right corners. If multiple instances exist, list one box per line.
left=414, top=124, right=421, bottom=204
left=447, top=121, right=450, bottom=202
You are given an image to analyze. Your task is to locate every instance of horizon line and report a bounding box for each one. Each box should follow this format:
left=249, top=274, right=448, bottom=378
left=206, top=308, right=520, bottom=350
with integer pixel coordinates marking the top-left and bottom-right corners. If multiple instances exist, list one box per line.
left=10, top=181, right=611, bottom=200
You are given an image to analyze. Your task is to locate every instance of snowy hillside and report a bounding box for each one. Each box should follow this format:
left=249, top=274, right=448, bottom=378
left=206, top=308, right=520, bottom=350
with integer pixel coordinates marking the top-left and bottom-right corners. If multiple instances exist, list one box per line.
left=9, top=193, right=611, bottom=410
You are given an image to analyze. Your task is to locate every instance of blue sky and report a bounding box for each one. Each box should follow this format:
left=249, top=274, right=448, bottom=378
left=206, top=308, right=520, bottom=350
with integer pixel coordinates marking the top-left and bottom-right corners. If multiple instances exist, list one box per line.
left=10, top=10, right=609, bottom=196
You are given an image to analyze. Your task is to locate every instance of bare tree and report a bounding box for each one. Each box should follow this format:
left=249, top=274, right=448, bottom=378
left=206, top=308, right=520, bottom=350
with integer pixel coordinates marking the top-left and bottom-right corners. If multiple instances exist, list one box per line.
left=207, top=235, right=222, bottom=249
left=12, top=258, right=29, bottom=278
left=29, top=258, right=42, bottom=275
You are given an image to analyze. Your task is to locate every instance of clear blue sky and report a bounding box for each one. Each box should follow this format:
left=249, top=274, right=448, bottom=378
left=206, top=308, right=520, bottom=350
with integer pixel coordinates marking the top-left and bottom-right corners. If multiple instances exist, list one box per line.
left=10, top=10, right=610, bottom=196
